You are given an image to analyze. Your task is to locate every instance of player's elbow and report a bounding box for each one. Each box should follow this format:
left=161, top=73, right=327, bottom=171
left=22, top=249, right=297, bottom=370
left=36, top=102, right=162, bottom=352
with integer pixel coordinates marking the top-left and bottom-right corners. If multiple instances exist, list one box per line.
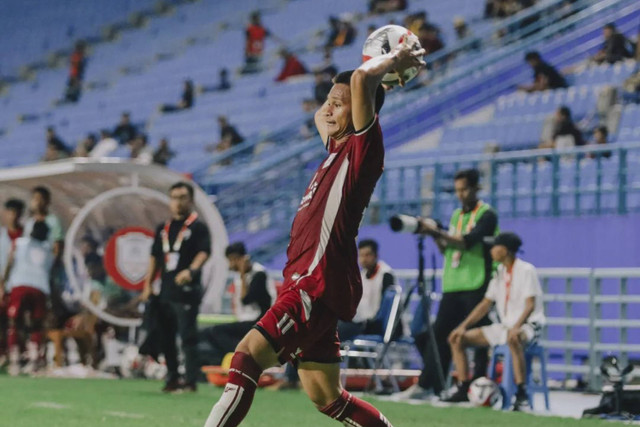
left=350, top=69, right=369, bottom=90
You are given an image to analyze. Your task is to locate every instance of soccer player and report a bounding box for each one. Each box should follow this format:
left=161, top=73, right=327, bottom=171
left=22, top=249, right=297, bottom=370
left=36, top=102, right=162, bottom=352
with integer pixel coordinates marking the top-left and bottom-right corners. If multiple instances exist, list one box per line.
left=0, top=221, right=54, bottom=375
left=204, top=41, right=425, bottom=427
left=444, top=232, right=545, bottom=411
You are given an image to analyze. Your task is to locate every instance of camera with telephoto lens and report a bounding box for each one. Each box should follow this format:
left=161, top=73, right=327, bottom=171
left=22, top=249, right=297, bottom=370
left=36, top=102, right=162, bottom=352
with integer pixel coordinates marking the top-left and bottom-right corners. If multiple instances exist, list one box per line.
left=389, top=214, right=445, bottom=234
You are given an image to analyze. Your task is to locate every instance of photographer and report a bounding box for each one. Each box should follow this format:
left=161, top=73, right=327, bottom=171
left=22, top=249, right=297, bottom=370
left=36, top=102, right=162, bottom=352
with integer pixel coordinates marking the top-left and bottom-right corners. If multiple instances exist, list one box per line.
left=399, top=168, right=499, bottom=400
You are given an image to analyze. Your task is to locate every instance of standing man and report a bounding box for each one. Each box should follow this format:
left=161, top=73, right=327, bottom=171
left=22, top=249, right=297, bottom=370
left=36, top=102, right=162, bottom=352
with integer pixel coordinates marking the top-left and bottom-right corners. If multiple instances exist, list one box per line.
left=400, top=168, right=499, bottom=400
left=140, top=181, right=211, bottom=392
left=338, top=239, right=396, bottom=341
left=199, top=242, right=273, bottom=366
left=1, top=221, right=54, bottom=375
left=203, top=39, right=425, bottom=427
left=0, top=198, right=25, bottom=362
left=446, top=232, right=545, bottom=411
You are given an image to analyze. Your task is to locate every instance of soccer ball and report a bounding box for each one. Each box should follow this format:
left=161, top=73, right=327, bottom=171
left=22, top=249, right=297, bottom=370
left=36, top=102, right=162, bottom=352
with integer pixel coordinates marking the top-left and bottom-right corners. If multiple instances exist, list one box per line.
left=362, top=25, right=422, bottom=86
left=467, top=377, right=501, bottom=407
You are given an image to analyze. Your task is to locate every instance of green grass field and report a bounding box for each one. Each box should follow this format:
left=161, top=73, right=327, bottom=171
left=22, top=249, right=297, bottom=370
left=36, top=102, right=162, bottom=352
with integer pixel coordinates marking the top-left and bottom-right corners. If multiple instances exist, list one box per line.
left=0, top=376, right=609, bottom=427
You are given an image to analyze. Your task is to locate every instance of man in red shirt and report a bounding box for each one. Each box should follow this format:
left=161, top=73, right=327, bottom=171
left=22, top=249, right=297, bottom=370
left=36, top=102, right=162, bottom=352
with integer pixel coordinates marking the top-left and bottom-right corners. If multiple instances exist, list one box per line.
left=275, top=49, right=308, bottom=82
left=243, top=12, right=270, bottom=74
left=0, top=199, right=24, bottom=360
left=204, top=41, right=425, bottom=427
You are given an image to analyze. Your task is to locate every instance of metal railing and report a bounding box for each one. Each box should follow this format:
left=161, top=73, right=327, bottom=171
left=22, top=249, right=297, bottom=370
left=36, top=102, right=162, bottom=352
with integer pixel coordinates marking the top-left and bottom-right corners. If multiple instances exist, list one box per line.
left=349, top=267, right=640, bottom=391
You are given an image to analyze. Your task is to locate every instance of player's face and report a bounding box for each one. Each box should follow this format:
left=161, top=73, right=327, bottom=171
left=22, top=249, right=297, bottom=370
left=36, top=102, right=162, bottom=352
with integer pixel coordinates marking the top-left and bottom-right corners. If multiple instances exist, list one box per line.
left=169, top=187, right=193, bottom=218
left=321, top=83, right=353, bottom=139
left=490, top=245, right=508, bottom=262
left=1, top=208, right=18, bottom=227
left=358, top=247, right=377, bottom=271
left=226, top=254, right=241, bottom=272
left=30, top=192, right=48, bottom=213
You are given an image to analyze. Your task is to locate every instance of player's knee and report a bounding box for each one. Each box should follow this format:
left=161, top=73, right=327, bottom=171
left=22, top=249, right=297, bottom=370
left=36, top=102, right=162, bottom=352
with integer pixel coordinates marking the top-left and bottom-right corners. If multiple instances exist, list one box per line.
left=315, top=390, right=345, bottom=413
left=507, top=334, right=521, bottom=348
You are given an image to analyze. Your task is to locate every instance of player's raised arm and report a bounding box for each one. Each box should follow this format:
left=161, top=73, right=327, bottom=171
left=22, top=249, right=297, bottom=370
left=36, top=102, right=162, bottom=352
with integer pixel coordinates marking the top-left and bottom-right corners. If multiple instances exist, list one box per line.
left=350, top=41, right=425, bottom=132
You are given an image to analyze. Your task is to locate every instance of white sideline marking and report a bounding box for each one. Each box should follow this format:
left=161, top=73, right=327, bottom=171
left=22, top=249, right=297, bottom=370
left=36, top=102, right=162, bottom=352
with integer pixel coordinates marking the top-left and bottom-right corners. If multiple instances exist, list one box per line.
left=31, top=401, right=70, bottom=410
left=104, top=411, right=145, bottom=419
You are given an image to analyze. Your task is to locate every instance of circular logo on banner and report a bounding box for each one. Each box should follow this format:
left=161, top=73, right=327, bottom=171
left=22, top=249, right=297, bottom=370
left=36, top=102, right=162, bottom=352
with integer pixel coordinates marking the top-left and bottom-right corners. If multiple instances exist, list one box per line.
left=104, top=227, right=155, bottom=291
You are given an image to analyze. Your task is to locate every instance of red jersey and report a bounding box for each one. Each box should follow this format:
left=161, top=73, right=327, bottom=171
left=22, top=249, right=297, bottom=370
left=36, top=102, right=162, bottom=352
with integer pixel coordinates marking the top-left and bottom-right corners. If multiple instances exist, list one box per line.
left=283, top=117, right=384, bottom=320
left=246, top=24, right=267, bottom=56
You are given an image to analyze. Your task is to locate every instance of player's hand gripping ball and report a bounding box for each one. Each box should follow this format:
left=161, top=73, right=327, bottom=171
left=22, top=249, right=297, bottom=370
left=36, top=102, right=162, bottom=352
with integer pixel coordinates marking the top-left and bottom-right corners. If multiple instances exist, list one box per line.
left=362, top=24, right=424, bottom=87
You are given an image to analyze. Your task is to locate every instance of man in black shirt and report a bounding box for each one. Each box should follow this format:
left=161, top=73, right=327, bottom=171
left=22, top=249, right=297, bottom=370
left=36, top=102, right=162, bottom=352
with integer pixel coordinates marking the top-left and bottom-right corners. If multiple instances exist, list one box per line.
left=520, top=51, right=567, bottom=93
left=112, top=112, right=137, bottom=145
left=593, top=23, right=634, bottom=64
left=140, top=181, right=211, bottom=392
left=199, top=242, right=273, bottom=366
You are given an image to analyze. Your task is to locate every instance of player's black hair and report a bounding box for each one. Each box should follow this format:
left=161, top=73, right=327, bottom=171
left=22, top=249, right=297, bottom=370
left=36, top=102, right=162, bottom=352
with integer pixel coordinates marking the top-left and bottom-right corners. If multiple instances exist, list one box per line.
left=225, top=242, right=247, bottom=257
left=596, top=125, right=608, bottom=137
left=31, top=220, right=50, bottom=242
left=333, top=70, right=386, bottom=114
left=4, top=198, right=25, bottom=216
left=558, top=105, right=572, bottom=119
left=169, top=181, right=194, bottom=200
left=32, top=185, right=51, bottom=204
left=524, top=51, right=541, bottom=62
left=454, top=168, right=480, bottom=188
left=358, top=239, right=379, bottom=255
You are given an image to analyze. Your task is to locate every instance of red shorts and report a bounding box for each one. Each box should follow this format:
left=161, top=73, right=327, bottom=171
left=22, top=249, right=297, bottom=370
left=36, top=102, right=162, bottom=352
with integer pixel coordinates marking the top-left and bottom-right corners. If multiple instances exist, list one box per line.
left=7, top=286, right=47, bottom=321
left=255, top=286, right=341, bottom=365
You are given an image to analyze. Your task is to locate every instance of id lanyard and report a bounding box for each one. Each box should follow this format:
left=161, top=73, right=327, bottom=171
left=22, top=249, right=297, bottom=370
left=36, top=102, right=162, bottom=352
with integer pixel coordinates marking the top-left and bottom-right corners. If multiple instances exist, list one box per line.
left=451, top=201, right=482, bottom=268
left=161, top=211, right=198, bottom=263
left=503, top=263, right=514, bottom=317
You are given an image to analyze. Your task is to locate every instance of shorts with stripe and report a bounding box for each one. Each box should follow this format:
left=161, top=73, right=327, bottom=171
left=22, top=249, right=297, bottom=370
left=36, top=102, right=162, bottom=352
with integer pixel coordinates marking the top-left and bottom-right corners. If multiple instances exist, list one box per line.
left=255, top=286, right=341, bottom=365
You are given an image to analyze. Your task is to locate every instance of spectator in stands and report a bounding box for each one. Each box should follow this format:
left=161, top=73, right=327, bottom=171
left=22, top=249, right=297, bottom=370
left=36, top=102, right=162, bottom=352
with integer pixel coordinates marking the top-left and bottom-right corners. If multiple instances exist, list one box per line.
left=398, top=169, right=499, bottom=401
left=313, top=47, right=338, bottom=79
left=369, top=0, right=407, bottom=15
left=275, top=49, right=308, bottom=82
left=519, top=51, right=567, bottom=93
left=199, top=68, right=231, bottom=94
left=206, top=116, right=245, bottom=153
left=443, top=232, right=544, bottom=412
left=1, top=220, right=54, bottom=375
left=73, top=133, right=97, bottom=157
left=130, top=134, right=153, bottom=164
left=418, top=24, right=444, bottom=56
left=405, top=11, right=428, bottom=35
left=113, top=112, right=137, bottom=145
left=199, top=242, right=273, bottom=366
left=313, top=71, right=333, bottom=105
left=367, top=24, right=377, bottom=37
left=243, top=11, right=271, bottom=74
left=540, top=106, right=585, bottom=149
left=326, top=16, right=356, bottom=48
left=588, top=126, right=612, bottom=159
left=160, top=80, right=194, bottom=113
left=592, top=23, right=635, bottom=65
left=485, top=0, right=531, bottom=19
left=453, top=16, right=471, bottom=40
left=338, top=239, right=398, bottom=341
left=153, top=138, right=175, bottom=166
left=299, top=98, right=318, bottom=139
left=0, top=198, right=25, bottom=360
left=64, top=40, right=86, bottom=103
left=622, top=67, right=640, bottom=104
left=140, top=181, right=211, bottom=392
left=43, top=127, right=71, bottom=162
left=90, top=130, right=119, bottom=159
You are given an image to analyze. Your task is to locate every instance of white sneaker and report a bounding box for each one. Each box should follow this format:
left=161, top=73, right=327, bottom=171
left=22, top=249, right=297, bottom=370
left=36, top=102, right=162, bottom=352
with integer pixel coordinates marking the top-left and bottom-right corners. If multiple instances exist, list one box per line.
left=394, top=383, right=433, bottom=401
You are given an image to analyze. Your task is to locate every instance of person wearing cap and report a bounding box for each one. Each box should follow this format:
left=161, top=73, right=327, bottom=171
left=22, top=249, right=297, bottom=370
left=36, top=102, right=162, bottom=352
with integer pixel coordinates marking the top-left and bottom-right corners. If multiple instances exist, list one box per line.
left=442, top=231, right=546, bottom=411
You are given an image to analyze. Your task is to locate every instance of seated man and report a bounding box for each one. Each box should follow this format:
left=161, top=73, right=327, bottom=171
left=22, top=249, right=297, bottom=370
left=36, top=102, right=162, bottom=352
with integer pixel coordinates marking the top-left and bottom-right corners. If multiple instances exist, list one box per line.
left=338, top=239, right=396, bottom=341
left=199, top=242, right=274, bottom=365
left=443, top=232, right=545, bottom=411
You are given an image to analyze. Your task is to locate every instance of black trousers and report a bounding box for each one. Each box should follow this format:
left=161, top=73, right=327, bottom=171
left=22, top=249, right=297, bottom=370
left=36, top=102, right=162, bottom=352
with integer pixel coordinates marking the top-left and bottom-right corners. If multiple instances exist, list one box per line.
left=415, top=287, right=490, bottom=393
left=157, top=299, right=200, bottom=385
left=199, top=320, right=256, bottom=366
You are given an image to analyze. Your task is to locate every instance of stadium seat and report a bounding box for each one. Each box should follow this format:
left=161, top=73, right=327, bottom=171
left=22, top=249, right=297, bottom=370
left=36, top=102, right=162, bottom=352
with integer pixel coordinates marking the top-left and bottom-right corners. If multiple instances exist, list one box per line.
left=489, top=343, right=550, bottom=411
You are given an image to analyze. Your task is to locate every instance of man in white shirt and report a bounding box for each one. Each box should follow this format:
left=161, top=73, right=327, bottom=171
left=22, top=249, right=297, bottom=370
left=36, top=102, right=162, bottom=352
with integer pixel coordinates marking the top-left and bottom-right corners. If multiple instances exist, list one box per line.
left=443, top=232, right=545, bottom=411
left=338, top=239, right=396, bottom=341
